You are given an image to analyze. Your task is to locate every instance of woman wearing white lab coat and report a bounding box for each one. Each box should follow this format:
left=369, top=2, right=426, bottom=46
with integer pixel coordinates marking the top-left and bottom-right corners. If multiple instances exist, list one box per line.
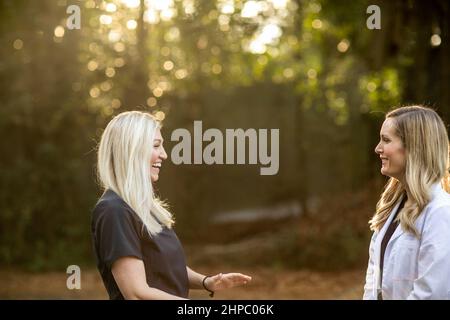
left=364, top=105, right=450, bottom=300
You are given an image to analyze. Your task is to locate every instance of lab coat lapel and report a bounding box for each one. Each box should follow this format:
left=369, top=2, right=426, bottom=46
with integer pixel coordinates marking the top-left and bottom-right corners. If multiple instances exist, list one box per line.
left=373, top=196, right=405, bottom=274
left=388, top=219, right=404, bottom=243
left=386, top=195, right=408, bottom=244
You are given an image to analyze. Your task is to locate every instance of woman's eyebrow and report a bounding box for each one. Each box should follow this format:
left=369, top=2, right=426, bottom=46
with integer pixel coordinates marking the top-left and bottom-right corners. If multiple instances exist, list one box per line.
left=154, top=138, right=163, bottom=143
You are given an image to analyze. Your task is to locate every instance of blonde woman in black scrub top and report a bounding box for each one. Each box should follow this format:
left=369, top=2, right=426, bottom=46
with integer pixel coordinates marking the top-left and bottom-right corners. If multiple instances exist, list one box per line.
left=91, top=111, right=252, bottom=300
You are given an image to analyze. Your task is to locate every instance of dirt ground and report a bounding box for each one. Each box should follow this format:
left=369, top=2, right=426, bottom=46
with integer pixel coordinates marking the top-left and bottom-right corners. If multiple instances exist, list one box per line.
left=0, top=266, right=365, bottom=300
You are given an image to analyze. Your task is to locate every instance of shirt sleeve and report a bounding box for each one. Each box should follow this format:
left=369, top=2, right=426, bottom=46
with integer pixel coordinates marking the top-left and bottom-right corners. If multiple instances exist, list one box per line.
left=407, top=204, right=450, bottom=299
left=363, top=232, right=377, bottom=300
left=93, top=201, right=143, bottom=269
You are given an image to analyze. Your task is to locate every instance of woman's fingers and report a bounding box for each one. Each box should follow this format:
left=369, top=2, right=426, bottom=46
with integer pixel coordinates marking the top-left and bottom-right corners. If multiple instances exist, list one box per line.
left=207, top=272, right=252, bottom=291
left=227, top=273, right=252, bottom=282
left=221, top=273, right=252, bottom=286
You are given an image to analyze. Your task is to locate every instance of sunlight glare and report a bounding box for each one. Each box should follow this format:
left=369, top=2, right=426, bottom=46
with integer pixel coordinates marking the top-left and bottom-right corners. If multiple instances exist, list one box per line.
left=241, top=1, right=262, bottom=18
left=122, top=0, right=140, bottom=8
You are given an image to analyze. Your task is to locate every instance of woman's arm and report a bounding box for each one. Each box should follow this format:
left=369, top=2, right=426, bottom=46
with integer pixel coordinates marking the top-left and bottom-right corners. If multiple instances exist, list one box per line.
left=407, top=205, right=450, bottom=299
left=112, top=257, right=187, bottom=300
left=363, top=232, right=377, bottom=300
left=186, top=266, right=252, bottom=293
left=186, top=266, right=207, bottom=289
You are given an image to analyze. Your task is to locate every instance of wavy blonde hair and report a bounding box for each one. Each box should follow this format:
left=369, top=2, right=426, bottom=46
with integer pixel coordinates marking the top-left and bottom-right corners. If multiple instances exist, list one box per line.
left=369, top=106, right=450, bottom=237
left=97, top=111, right=174, bottom=236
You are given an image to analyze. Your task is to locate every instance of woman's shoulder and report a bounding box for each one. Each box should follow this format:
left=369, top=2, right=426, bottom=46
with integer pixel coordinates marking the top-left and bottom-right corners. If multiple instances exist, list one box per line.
left=91, top=189, right=147, bottom=240
left=92, top=189, right=132, bottom=221
left=425, top=188, right=450, bottom=224
left=432, top=186, right=450, bottom=208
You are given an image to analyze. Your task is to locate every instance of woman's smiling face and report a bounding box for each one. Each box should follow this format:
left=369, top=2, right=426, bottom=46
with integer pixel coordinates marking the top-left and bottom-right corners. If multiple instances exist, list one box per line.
left=150, top=128, right=167, bottom=182
left=374, top=117, right=407, bottom=181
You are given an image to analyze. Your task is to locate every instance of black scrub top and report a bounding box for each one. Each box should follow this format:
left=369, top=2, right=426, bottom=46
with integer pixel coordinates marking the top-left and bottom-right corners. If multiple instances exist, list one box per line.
left=91, top=189, right=189, bottom=299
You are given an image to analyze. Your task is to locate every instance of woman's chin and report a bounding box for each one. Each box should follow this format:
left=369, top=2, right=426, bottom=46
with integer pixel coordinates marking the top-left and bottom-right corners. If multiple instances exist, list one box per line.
left=151, top=173, right=159, bottom=182
left=380, top=168, right=397, bottom=179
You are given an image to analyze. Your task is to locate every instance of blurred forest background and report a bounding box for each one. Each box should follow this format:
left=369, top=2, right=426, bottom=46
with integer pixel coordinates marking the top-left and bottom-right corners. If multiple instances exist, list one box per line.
left=0, top=0, right=449, bottom=298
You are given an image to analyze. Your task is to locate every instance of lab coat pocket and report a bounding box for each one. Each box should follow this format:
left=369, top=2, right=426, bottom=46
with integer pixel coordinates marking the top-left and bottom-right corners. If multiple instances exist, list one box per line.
left=393, top=240, right=418, bottom=281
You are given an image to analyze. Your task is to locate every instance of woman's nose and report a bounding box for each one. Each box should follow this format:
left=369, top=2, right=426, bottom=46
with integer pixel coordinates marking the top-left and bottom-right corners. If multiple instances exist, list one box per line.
left=374, top=143, right=382, bottom=154
left=160, top=146, right=168, bottom=160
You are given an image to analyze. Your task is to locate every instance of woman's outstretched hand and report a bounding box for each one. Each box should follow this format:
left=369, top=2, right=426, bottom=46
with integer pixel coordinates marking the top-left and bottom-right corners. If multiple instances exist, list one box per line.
left=205, top=273, right=252, bottom=292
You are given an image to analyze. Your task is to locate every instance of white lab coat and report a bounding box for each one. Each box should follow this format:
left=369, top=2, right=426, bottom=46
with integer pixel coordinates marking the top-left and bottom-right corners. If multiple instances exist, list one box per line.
left=363, top=183, right=450, bottom=300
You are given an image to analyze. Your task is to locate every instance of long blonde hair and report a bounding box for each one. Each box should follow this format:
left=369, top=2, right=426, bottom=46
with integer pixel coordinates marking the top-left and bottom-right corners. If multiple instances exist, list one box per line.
left=369, top=106, right=450, bottom=237
left=97, top=111, right=174, bottom=236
